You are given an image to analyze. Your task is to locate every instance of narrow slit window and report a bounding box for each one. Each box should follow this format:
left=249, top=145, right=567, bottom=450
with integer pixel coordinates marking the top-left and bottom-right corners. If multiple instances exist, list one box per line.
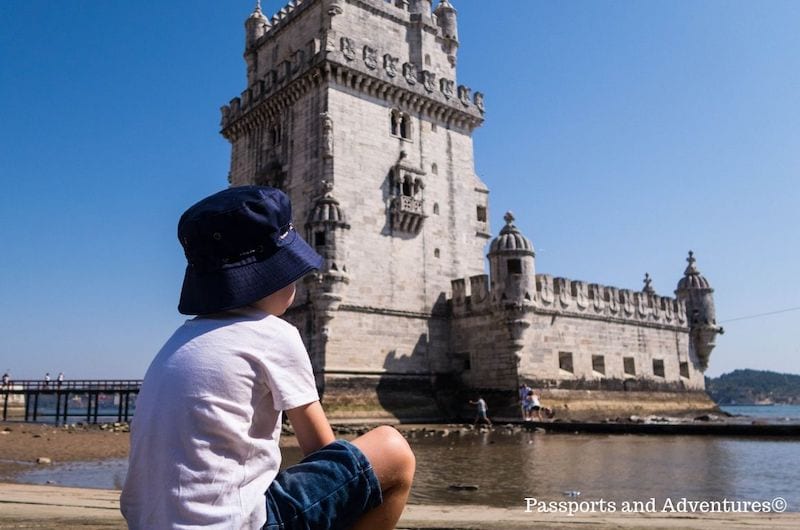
left=559, top=351, right=574, bottom=374
left=592, top=355, right=605, bottom=375
left=623, top=357, right=636, bottom=376
left=652, top=359, right=665, bottom=378
left=679, top=362, right=690, bottom=379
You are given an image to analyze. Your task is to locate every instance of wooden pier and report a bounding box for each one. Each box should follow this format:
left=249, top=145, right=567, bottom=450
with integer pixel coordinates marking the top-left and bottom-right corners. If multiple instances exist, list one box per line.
left=1, top=380, right=142, bottom=424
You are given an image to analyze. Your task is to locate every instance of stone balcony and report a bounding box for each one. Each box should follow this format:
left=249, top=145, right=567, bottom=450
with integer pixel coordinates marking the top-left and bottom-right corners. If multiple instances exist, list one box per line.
left=390, top=195, right=425, bottom=233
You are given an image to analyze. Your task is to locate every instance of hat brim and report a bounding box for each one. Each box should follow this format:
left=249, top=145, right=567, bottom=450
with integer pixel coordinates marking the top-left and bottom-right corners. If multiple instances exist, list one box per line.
left=178, top=230, right=323, bottom=315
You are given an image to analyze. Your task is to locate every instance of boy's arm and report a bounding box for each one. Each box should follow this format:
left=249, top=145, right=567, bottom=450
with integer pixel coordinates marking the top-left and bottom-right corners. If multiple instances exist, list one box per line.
left=286, top=401, right=335, bottom=456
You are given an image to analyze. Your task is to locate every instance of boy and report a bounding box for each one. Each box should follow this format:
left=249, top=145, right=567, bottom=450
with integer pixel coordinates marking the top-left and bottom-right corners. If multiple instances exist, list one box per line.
left=121, top=186, right=415, bottom=529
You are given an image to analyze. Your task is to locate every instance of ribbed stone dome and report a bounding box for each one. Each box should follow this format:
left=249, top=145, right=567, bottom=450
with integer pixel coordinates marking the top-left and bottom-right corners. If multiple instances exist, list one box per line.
left=247, top=1, right=267, bottom=22
left=676, top=251, right=711, bottom=291
left=489, top=212, right=534, bottom=255
left=308, top=184, right=349, bottom=227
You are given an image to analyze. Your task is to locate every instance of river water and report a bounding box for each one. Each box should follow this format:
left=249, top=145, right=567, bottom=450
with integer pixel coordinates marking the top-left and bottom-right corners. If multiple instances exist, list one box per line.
left=15, top=405, right=800, bottom=510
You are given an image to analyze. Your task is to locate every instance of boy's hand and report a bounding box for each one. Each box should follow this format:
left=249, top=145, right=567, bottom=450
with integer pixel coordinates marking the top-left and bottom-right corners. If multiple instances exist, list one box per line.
left=286, top=401, right=335, bottom=456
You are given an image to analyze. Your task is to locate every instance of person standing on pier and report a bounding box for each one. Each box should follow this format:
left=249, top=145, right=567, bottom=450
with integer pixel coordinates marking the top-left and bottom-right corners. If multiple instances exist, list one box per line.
left=43, top=372, right=50, bottom=388
left=57, top=372, right=64, bottom=388
left=121, top=186, right=414, bottom=530
left=1, top=371, right=9, bottom=389
left=518, top=383, right=531, bottom=418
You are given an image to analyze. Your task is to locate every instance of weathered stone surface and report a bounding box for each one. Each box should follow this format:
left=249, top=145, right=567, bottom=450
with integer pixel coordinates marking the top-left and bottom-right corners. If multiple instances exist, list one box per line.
left=221, top=1, right=722, bottom=418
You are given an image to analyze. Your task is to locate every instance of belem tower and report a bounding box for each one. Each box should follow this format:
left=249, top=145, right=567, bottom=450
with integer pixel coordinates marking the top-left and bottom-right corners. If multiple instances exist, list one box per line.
left=219, top=0, right=724, bottom=418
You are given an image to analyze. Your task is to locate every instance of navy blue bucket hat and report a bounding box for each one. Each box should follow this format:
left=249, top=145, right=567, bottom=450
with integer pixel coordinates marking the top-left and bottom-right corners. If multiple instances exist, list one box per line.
left=177, top=186, right=323, bottom=315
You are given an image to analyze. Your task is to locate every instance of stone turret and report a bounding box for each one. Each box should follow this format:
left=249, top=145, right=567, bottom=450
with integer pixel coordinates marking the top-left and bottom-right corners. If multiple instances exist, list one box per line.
left=434, top=0, right=459, bottom=66
left=488, top=212, right=535, bottom=305
left=244, top=2, right=269, bottom=86
left=245, top=1, right=268, bottom=50
left=304, top=181, right=350, bottom=359
left=306, top=181, right=350, bottom=277
left=675, top=251, right=723, bottom=370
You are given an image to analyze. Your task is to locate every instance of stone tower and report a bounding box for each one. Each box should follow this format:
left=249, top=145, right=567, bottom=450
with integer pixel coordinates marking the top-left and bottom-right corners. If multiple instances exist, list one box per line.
left=675, top=251, right=724, bottom=370
left=220, top=0, right=488, bottom=411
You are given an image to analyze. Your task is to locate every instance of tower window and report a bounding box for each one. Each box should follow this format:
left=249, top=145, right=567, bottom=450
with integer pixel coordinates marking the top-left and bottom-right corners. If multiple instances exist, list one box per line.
left=425, top=54, right=431, bottom=66
left=559, top=351, right=574, bottom=374
left=314, top=231, right=326, bottom=247
left=592, top=355, right=605, bottom=375
left=390, top=110, right=411, bottom=140
left=431, top=163, right=438, bottom=174
left=433, top=203, right=440, bottom=215
left=679, top=362, right=690, bottom=378
left=434, top=248, right=440, bottom=258
left=507, top=259, right=522, bottom=275
left=623, top=357, right=636, bottom=376
left=652, top=359, right=665, bottom=378
left=476, top=205, right=487, bottom=222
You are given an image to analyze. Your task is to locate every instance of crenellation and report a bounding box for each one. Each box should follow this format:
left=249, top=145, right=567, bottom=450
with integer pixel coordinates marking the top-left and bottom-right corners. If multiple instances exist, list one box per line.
left=469, top=274, right=489, bottom=310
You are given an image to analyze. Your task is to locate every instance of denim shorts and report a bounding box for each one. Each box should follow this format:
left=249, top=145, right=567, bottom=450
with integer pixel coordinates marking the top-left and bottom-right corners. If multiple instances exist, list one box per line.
left=263, top=440, right=383, bottom=530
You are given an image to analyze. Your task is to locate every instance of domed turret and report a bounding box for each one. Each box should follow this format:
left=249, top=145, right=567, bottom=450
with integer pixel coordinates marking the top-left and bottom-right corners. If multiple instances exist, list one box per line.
left=306, top=182, right=350, bottom=274
left=434, top=0, right=459, bottom=42
left=675, top=251, right=723, bottom=370
left=245, top=1, right=269, bottom=50
left=488, top=212, right=535, bottom=304
left=434, top=0, right=459, bottom=66
left=304, top=182, right=351, bottom=343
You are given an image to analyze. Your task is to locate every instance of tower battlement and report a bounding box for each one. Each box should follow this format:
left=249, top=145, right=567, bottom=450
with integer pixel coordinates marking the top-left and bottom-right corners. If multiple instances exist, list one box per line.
left=223, top=0, right=484, bottom=137
left=450, top=274, right=688, bottom=329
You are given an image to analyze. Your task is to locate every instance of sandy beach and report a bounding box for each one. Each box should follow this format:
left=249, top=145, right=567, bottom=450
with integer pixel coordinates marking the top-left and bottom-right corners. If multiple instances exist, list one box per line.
left=0, top=422, right=130, bottom=482
left=2, top=421, right=799, bottom=529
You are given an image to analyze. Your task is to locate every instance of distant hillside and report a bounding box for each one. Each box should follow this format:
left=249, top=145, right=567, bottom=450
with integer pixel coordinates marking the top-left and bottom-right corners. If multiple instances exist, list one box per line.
left=706, top=369, right=800, bottom=405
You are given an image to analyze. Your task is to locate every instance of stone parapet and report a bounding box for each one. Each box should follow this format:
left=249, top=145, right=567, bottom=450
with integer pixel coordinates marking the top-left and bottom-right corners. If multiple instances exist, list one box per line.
left=450, top=273, right=688, bottom=330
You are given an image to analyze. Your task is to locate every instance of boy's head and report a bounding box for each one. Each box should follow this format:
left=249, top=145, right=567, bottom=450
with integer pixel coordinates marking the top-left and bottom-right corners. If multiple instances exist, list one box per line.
left=177, top=186, right=323, bottom=315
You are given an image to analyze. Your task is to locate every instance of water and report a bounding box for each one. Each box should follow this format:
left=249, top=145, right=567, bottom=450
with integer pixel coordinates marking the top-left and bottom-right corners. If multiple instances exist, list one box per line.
left=17, top=429, right=800, bottom=510
left=721, top=404, right=800, bottom=422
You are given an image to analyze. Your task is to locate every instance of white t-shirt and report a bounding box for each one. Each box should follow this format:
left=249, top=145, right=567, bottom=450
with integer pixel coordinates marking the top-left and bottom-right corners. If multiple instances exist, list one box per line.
left=121, top=307, right=319, bottom=529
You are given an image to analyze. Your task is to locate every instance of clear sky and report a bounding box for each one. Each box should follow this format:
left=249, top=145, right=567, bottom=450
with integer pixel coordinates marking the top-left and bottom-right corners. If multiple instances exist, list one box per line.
left=1, top=0, right=798, bottom=380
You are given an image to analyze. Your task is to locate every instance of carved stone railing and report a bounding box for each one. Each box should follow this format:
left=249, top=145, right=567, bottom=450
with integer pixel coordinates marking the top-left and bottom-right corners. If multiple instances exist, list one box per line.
left=390, top=195, right=425, bottom=233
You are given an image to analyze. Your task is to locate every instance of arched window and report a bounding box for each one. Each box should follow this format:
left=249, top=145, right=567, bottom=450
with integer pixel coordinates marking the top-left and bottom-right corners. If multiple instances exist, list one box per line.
left=433, top=203, right=440, bottom=215
left=402, top=175, right=413, bottom=197
left=390, top=109, right=411, bottom=140
left=431, top=163, right=438, bottom=174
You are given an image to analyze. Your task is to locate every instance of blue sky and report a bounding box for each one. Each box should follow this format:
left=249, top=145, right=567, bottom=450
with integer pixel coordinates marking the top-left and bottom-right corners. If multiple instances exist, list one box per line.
left=1, top=0, right=798, bottom=379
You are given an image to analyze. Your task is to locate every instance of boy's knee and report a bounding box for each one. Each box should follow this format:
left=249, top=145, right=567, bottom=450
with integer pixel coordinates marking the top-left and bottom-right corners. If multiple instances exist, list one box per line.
left=367, top=426, right=415, bottom=482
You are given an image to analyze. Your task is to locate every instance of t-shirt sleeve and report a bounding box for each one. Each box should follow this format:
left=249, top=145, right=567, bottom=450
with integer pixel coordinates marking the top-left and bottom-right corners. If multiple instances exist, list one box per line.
left=263, top=325, right=320, bottom=411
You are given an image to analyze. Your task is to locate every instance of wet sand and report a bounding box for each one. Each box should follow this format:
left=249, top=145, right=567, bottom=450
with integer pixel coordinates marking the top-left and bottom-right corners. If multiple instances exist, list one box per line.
left=0, top=422, right=130, bottom=482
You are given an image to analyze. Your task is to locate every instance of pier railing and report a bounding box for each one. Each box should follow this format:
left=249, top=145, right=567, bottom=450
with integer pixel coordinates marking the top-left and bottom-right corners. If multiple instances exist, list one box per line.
left=1, top=379, right=142, bottom=424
